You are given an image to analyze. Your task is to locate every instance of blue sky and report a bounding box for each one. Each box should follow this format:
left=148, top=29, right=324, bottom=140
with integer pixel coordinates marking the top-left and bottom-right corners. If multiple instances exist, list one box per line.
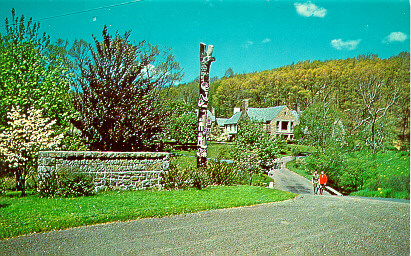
left=0, top=0, right=409, bottom=83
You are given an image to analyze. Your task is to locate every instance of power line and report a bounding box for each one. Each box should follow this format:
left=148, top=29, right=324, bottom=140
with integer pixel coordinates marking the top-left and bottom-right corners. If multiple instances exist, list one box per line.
left=2, top=0, right=143, bottom=28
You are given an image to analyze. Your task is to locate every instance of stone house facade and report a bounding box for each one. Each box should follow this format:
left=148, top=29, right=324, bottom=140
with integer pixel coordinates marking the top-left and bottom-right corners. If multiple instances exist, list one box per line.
left=216, top=100, right=300, bottom=140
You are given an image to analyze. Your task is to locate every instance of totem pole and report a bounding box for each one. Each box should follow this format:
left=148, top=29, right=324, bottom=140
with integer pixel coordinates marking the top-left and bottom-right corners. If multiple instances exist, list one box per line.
left=197, top=43, right=215, bottom=168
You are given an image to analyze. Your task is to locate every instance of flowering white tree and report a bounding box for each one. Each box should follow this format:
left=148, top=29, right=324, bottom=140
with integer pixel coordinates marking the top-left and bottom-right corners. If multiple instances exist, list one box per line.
left=0, top=106, right=63, bottom=195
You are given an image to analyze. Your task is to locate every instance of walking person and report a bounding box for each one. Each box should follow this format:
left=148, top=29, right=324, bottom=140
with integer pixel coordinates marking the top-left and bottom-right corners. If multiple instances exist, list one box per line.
left=312, top=170, right=320, bottom=195
left=319, top=171, right=327, bottom=195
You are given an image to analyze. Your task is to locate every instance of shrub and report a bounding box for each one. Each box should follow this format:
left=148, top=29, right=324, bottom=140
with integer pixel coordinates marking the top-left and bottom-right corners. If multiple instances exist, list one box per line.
left=161, top=165, right=192, bottom=190
left=161, top=161, right=241, bottom=190
left=57, top=169, right=95, bottom=197
left=206, top=161, right=240, bottom=186
left=38, top=168, right=95, bottom=197
left=38, top=171, right=60, bottom=197
left=295, top=157, right=306, bottom=168
left=249, top=174, right=272, bottom=187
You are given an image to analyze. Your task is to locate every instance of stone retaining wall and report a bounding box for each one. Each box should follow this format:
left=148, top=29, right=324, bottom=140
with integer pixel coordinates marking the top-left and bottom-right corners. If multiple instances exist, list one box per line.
left=37, top=151, right=170, bottom=191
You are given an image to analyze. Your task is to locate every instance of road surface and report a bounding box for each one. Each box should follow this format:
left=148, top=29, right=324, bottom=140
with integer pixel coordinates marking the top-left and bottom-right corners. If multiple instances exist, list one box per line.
left=268, top=156, right=330, bottom=195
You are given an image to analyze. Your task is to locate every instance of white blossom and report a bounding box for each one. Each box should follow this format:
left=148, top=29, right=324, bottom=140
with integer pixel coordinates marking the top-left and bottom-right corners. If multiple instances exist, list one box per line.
left=0, top=106, right=63, bottom=169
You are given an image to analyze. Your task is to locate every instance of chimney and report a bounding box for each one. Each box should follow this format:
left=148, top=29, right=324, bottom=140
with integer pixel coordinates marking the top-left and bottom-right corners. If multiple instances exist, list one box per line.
left=296, top=103, right=300, bottom=114
left=242, top=99, right=249, bottom=113
left=212, top=107, right=215, bottom=117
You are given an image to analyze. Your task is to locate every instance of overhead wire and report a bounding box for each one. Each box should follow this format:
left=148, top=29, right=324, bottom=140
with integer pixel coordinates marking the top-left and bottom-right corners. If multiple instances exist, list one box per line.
left=1, top=0, right=144, bottom=28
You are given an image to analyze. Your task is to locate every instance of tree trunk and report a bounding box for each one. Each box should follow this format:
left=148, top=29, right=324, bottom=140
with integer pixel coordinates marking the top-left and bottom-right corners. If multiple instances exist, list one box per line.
left=15, top=168, right=26, bottom=196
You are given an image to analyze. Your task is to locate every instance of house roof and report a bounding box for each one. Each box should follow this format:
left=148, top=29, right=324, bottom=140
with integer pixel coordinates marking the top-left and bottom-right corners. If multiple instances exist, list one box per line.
left=223, top=105, right=300, bottom=126
left=246, top=106, right=285, bottom=123
left=224, top=111, right=242, bottom=125
left=216, top=118, right=228, bottom=126
left=290, top=110, right=300, bottom=122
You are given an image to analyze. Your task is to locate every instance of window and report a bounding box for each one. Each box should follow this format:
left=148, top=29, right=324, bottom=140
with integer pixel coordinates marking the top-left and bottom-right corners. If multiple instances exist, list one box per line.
left=282, top=121, right=288, bottom=131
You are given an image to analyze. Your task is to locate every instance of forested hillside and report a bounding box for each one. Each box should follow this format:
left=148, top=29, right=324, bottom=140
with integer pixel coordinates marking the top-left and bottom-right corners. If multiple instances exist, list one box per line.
left=165, top=52, right=410, bottom=145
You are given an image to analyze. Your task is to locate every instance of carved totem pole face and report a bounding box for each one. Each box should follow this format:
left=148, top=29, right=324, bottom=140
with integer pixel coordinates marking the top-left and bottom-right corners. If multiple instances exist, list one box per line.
left=196, top=43, right=215, bottom=168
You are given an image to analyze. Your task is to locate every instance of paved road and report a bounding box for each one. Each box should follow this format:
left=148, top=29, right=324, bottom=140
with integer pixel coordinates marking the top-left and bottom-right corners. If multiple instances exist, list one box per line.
left=268, top=156, right=329, bottom=195
left=1, top=195, right=409, bottom=255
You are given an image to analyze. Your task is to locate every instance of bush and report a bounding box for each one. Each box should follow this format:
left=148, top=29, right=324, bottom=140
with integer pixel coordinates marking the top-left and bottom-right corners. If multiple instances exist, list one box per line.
left=161, top=165, right=193, bottom=190
left=38, top=168, right=95, bottom=197
left=249, top=174, right=273, bottom=187
left=57, top=169, right=95, bottom=197
left=38, top=171, right=60, bottom=197
left=161, top=161, right=242, bottom=190
left=206, top=161, right=240, bottom=186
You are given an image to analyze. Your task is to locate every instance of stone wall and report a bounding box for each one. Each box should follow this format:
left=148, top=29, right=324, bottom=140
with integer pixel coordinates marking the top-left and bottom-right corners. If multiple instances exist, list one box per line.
left=37, top=151, right=170, bottom=191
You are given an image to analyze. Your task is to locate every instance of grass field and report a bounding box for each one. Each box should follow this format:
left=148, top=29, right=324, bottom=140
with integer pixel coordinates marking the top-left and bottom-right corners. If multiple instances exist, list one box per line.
left=0, top=186, right=296, bottom=240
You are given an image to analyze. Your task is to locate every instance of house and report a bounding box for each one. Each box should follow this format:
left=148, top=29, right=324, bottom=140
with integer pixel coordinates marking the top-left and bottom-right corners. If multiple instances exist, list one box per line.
left=219, top=100, right=300, bottom=140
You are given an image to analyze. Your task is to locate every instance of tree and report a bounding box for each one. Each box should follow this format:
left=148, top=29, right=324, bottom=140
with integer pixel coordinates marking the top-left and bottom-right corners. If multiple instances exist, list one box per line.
left=297, top=102, right=346, bottom=150
left=168, top=112, right=197, bottom=145
left=0, top=9, right=71, bottom=126
left=351, top=66, right=400, bottom=152
left=232, top=118, right=281, bottom=184
left=0, top=106, right=63, bottom=196
left=70, top=25, right=183, bottom=151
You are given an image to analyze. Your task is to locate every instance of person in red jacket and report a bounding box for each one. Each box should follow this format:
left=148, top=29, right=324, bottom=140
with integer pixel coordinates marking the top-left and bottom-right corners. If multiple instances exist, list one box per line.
left=319, top=171, right=327, bottom=195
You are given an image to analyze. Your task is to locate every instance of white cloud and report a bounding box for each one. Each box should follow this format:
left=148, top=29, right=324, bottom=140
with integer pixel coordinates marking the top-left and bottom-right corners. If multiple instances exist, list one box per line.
left=243, top=40, right=254, bottom=48
left=382, top=32, right=408, bottom=43
left=262, top=38, right=271, bottom=44
left=294, top=1, right=327, bottom=18
left=331, top=39, right=361, bottom=50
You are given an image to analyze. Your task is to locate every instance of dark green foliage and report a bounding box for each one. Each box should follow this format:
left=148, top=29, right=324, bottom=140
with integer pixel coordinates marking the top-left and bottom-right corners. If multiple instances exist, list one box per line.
left=37, top=172, right=59, bottom=197
left=161, top=166, right=194, bottom=190
left=249, top=174, right=273, bottom=187
left=70, top=25, right=182, bottom=151
left=57, top=170, right=95, bottom=197
left=232, top=118, right=281, bottom=184
left=39, top=169, right=95, bottom=198
left=167, top=112, right=198, bottom=144
left=161, top=160, right=241, bottom=190
left=206, top=161, right=240, bottom=186
left=305, top=149, right=409, bottom=197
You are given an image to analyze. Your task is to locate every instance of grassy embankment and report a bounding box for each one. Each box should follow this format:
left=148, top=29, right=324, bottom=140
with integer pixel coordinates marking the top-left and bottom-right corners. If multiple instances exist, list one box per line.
left=287, top=150, right=410, bottom=199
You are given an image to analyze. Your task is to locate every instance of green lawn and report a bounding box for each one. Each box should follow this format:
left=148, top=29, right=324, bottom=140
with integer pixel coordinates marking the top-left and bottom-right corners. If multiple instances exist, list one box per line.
left=0, top=185, right=296, bottom=240
left=286, top=159, right=312, bottom=181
